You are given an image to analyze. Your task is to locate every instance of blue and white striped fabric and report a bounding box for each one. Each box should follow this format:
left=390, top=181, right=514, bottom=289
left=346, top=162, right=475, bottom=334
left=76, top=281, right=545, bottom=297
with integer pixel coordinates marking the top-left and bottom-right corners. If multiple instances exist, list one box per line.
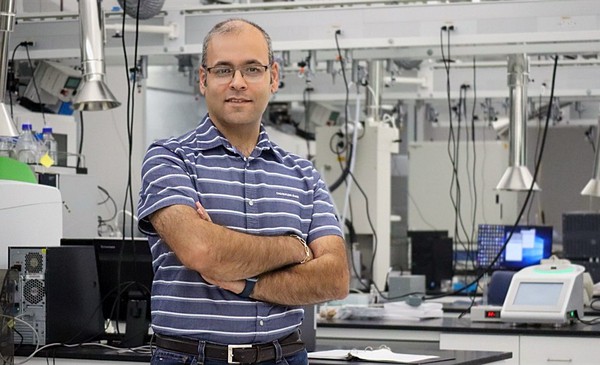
left=137, top=114, right=343, bottom=344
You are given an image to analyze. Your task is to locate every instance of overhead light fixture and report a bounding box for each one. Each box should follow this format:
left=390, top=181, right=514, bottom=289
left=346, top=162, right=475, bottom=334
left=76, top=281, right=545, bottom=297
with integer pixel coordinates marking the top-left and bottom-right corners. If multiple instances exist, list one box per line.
left=117, top=0, right=165, bottom=20
left=72, top=0, right=120, bottom=111
left=0, top=0, right=17, bottom=136
left=581, top=120, right=600, bottom=197
left=496, top=54, right=540, bottom=192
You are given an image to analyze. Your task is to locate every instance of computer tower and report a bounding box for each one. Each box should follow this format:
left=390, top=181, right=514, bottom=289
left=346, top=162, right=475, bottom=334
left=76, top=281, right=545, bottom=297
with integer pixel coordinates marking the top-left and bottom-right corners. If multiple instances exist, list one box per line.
left=1, top=269, right=16, bottom=364
left=563, top=212, right=600, bottom=282
left=409, top=231, right=454, bottom=292
left=8, top=246, right=104, bottom=345
left=563, top=212, right=600, bottom=259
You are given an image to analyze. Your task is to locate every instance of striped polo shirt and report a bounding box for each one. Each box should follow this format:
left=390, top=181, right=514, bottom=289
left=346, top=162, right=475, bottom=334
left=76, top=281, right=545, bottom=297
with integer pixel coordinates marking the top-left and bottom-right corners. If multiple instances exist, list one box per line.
left=137, top=115, right=343, bottom=344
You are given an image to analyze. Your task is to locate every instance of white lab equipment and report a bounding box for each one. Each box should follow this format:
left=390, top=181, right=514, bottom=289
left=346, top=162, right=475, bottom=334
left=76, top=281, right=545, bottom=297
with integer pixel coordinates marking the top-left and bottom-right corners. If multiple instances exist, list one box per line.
left=0, top=180, right=62, bottom=268
left=501, top=263, right=585, bottom=325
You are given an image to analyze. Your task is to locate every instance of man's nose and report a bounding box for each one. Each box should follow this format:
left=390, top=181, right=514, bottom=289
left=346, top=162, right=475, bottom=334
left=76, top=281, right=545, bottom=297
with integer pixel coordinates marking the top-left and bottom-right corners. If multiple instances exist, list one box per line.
left=229, top=69, right=248, bottom=89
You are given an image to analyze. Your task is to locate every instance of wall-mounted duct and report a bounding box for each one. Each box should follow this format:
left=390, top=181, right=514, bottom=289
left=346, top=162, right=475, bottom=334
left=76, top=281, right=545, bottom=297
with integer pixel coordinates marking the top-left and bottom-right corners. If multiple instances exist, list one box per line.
left=0, top=0, right=17, bottom=136
left=72, top=0, right=120, bottom=112
left=117, top=0, right=165, bottom=20
left=496, top=54, right=540, bottom=191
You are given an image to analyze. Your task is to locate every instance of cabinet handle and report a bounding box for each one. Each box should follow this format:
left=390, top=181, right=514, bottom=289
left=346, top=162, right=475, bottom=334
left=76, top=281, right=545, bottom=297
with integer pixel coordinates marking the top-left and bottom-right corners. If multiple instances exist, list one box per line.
left=546, top=359, right=572, bottom=363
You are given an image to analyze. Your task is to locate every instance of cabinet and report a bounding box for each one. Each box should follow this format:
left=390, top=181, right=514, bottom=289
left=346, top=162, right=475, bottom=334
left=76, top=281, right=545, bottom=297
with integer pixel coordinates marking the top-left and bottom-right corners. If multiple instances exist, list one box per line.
left=441, top=333, right=600, bottom=365
left=519, top=336, right=600, bottom=364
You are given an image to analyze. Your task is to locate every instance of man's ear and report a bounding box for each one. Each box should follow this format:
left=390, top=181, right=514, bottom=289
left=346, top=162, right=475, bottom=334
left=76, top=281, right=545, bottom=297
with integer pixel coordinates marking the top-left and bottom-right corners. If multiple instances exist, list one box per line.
left=199, top=68, right=207, bottom=95
left=270, top=62, right=280, bottom=94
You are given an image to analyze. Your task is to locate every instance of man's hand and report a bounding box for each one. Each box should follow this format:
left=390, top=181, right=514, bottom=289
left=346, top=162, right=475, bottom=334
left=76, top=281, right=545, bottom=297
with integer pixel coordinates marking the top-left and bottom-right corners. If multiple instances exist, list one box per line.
left=195, top=201, right=212, bottom=222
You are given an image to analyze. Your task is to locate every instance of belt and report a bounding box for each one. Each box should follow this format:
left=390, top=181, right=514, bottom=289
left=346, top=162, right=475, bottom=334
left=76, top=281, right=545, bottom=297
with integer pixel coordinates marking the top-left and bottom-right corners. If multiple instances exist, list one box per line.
left=154, top=331, right=305, bottom=364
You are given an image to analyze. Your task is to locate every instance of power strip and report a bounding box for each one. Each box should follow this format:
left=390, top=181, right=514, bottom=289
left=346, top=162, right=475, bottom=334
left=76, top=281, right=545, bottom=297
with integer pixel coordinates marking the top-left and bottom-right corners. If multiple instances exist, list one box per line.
left=470, top=305, right=503, bottom=322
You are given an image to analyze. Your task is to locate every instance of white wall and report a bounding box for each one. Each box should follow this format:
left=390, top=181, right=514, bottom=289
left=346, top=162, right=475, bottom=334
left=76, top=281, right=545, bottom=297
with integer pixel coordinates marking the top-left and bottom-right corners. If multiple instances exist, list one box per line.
left=81, top=63, right=146, bottom=234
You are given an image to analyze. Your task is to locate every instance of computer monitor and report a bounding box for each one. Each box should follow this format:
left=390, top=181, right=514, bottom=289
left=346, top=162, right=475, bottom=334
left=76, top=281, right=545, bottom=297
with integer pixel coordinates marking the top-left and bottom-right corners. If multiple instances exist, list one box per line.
left=61, top=238, right=153, bottom=322
left=477, top=224, right=553, bottom=271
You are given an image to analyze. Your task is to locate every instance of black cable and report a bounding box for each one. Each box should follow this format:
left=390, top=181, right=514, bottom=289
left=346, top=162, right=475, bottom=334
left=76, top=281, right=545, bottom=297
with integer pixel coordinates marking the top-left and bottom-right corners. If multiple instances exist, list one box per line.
left=575, top=309, right=600, bottom=326
left=8, top=43, right=23, bottom=119
left=460, top=85, right=477, bottom=268
left=115, top=1, right=143, bottom=337
left=98, top=185, right=118, bottom=223
left=346, top=170, right=381, bottom=293
left=127, top=1, right=142, bottom=241
left=589, top=297, right=600, bottom=312
left=328, top=30, right=353, bottom=193
left=526, top=103, right=544, bottom=225
left=587, top=126, right=597, bottom=154
left=440, top=27, right=472, bottom=277
left=345, top=219, right=369, bottom=290
left=24, top=44, right=46, bottom=125
left=77, top=111, right=85, bottom=169
left=440, top=28, right=459, bottom=269
left=117, top=1, right=132, bottom=336
left=302, top=87, right=312, bottom=159
left=470, top=57, right=478, bottom=264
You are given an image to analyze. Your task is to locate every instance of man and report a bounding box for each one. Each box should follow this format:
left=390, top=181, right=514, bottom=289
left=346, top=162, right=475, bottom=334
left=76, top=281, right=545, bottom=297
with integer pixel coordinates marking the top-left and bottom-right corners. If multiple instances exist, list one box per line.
left=138, top=18, right=350, bottom=365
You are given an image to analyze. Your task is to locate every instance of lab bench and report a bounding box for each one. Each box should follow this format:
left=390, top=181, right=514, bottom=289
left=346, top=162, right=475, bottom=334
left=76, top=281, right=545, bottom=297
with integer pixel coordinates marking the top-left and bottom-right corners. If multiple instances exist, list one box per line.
left=317, top=316, right=600, bottom=365
left=14, top=344, right=510, bottom=365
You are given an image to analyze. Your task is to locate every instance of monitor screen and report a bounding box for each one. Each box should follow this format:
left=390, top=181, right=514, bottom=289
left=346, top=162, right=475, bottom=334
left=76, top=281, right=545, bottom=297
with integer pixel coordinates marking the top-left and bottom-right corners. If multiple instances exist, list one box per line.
left=512, top=282, right=563, bottom=306
left=61, top=238, right=153, bottom=322
left=477, top=224, right=553, bottom=271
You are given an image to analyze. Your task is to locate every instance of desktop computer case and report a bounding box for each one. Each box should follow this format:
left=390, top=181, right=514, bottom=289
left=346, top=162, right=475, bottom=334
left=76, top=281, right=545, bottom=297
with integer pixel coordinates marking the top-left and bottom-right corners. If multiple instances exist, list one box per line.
left=8, top=246, right=104, bottom=345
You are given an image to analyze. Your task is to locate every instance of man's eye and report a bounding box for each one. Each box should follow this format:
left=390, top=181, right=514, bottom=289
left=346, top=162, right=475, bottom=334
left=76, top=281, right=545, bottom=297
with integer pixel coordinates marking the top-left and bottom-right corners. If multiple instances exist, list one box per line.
left=214, top=68, right=232, bottom=75
left=244, top=66, right=262, bottom=74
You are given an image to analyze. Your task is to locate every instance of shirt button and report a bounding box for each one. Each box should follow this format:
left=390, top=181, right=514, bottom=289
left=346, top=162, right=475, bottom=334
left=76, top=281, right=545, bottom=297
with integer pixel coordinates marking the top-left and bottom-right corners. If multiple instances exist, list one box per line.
left=259, top=320, right=264, bottom=326
left=248, top=200, right=254, bottom=206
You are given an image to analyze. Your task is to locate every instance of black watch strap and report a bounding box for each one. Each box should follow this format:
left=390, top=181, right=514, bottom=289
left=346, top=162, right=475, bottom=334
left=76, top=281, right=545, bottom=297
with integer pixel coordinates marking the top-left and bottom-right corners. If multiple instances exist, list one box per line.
left=240, top=277, right=258, bottom=298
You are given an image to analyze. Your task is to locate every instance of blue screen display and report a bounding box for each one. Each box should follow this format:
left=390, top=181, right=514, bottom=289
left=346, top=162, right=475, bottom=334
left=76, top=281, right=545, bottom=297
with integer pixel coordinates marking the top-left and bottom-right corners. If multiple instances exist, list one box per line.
left=477, top=224, right=553, bottom=270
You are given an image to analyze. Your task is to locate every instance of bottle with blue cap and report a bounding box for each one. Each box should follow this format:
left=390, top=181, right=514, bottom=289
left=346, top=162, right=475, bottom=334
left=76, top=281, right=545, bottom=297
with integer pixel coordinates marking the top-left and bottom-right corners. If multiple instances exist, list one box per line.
left=42, top=127, right=58, bottom=164
left=14, top=123, right=38, bottom=164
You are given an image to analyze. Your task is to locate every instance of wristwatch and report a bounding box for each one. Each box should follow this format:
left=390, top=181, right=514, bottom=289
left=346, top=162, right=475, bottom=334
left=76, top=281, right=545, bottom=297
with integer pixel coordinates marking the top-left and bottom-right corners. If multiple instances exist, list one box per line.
left=240, top=277, right=258, bottom=298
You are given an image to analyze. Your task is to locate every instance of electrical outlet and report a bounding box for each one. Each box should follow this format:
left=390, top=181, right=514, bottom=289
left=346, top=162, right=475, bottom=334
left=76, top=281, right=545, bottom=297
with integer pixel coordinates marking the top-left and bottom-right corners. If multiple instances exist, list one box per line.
left=441, top=23, right=455, bottom=32
left=329, top=25, right=343, bottom=36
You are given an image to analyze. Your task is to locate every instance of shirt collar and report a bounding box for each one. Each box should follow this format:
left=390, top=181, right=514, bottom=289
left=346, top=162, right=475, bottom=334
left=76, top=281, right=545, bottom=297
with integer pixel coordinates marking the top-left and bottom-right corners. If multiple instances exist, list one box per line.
left=195, top=114, right=283, bottom=163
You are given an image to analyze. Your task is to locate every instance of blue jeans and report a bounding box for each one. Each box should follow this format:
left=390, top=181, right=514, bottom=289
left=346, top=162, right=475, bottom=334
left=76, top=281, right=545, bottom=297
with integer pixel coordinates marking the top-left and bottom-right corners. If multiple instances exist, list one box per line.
left=150, top=347, right=308, bottom=365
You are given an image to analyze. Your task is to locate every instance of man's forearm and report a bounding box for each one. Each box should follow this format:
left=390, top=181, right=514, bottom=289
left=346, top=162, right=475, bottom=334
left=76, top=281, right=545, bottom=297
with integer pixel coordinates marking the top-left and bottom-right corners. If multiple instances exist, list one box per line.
left=150, top=204, right=309, bottom=281
left=249, top=245, right=350, bottom=306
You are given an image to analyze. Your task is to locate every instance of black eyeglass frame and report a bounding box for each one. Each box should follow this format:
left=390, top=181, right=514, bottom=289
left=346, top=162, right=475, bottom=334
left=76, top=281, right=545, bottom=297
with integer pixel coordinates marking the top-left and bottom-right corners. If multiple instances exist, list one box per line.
left=202, top=64, right=271, bottom=80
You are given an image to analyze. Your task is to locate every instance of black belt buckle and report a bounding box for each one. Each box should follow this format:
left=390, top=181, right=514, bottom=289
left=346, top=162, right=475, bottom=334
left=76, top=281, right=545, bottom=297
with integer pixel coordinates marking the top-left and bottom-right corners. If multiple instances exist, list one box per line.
left=228, top=344, right=252, bottom=364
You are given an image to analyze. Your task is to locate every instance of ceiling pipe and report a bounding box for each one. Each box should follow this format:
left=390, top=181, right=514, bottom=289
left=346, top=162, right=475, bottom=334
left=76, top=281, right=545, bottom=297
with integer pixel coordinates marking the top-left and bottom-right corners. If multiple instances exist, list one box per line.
left=496, top=54, right=540, bottom=192
left=366, top=60, right=384, bottom=122
left=72, top=0, right=120, bottom=112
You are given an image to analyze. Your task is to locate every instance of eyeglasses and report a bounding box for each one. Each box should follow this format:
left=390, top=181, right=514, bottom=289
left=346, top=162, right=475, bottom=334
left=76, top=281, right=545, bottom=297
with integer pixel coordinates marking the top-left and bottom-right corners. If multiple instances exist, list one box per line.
left=203, top=64, right=270, bottom=83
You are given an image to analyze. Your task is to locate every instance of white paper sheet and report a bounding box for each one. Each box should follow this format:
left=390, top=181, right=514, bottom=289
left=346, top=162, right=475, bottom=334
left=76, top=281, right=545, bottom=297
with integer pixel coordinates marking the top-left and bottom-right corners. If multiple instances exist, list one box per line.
left=308, top=348, right=439, bottom=363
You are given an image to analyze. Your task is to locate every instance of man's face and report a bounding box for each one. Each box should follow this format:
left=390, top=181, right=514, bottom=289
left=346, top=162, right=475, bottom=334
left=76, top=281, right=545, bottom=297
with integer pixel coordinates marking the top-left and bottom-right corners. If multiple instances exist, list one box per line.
left=199, top=23, right=279, bottom=129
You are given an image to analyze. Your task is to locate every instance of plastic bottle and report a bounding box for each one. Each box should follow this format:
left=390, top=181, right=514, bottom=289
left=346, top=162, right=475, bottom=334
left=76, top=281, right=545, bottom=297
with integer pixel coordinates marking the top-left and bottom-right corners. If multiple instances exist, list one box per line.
left=42, top=127, right=58, bottom=163
left=14, top=123, right=38, bottom=164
